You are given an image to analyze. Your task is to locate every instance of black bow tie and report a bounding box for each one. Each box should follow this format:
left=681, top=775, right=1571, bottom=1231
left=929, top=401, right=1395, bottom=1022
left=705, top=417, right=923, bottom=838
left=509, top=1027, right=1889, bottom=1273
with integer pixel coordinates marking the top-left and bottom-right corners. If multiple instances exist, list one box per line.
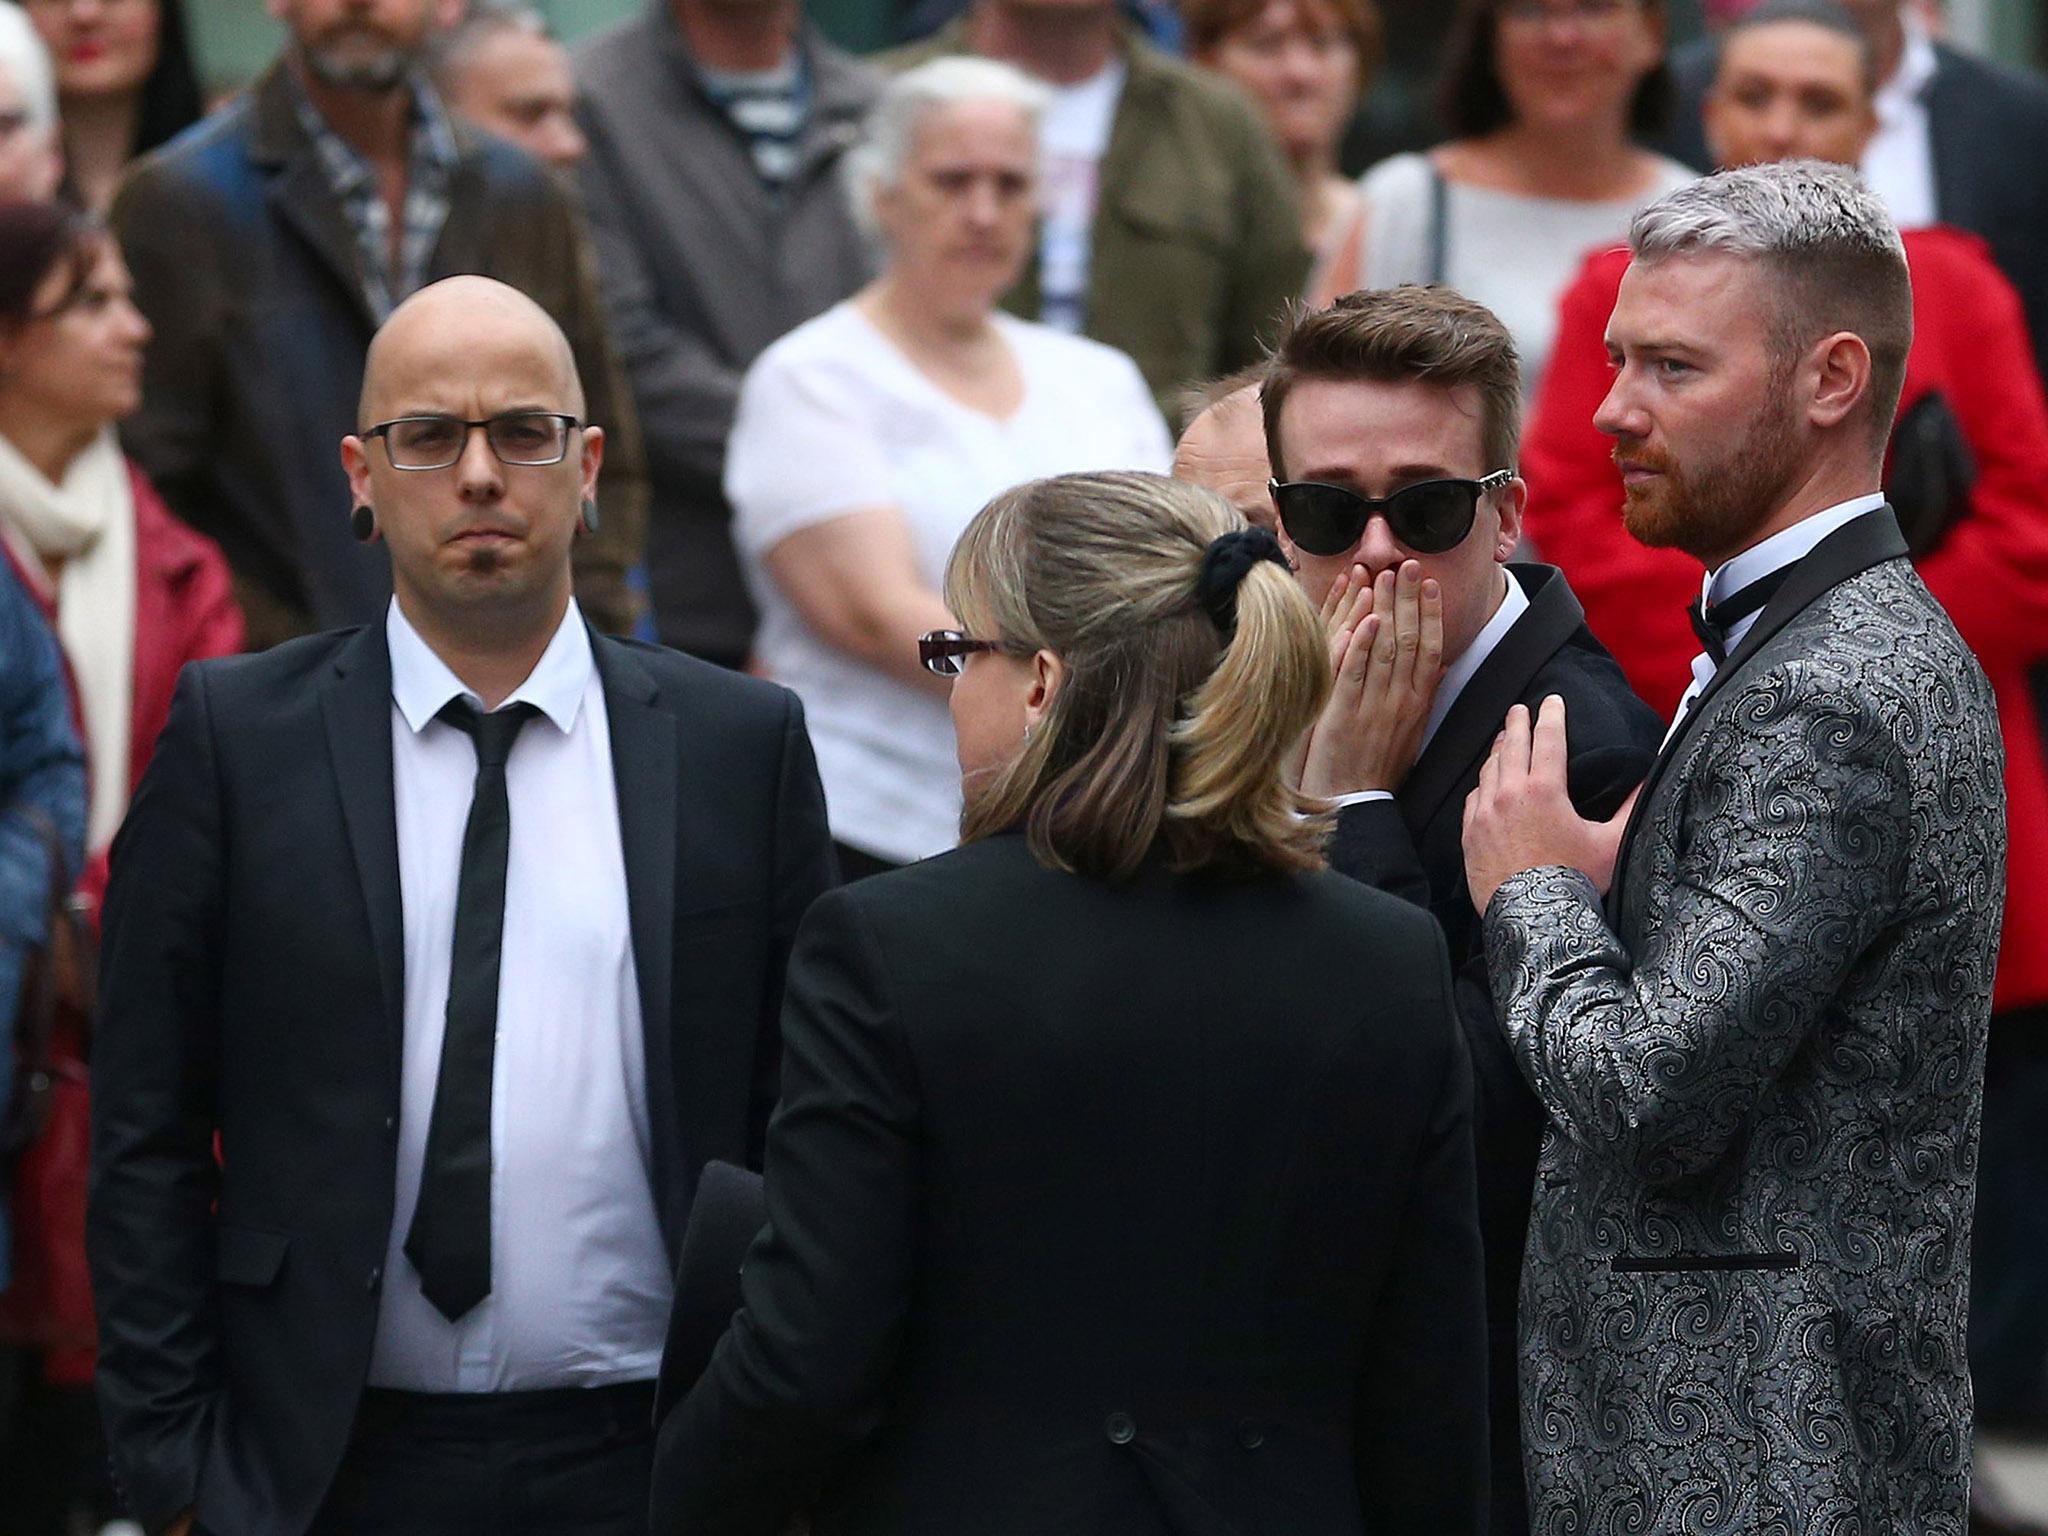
left=1687, top=564, right=1795, bottom=666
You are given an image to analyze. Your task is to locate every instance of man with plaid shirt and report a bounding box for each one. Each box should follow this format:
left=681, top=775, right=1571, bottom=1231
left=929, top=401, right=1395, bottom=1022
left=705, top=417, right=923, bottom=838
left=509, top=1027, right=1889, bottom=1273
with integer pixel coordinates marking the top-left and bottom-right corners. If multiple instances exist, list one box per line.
left=110, top=0, right=649, bottom=652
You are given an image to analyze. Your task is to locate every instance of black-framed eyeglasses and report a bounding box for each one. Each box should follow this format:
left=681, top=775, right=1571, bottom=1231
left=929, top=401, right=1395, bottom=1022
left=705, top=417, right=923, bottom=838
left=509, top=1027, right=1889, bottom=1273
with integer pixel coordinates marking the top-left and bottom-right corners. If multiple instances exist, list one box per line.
left=363, top=412, right=582, bottom=471
left=918, top=630, right=999, bottom=677
left=1269, top=469, right=1513, bottom=557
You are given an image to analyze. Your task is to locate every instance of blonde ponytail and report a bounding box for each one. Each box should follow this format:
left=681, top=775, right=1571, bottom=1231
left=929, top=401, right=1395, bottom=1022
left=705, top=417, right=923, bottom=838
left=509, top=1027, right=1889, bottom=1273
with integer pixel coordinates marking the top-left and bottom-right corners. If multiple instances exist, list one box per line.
left=945, top=471, right=1331, bottom=882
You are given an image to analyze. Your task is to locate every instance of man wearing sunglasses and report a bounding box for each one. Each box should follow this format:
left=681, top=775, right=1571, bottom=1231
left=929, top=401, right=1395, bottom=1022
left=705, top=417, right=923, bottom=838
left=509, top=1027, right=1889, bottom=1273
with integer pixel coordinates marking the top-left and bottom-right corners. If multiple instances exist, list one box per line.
left=1261, top=284, right=1663, bottom=1536
left=88, top=276, right=835, bottom=1536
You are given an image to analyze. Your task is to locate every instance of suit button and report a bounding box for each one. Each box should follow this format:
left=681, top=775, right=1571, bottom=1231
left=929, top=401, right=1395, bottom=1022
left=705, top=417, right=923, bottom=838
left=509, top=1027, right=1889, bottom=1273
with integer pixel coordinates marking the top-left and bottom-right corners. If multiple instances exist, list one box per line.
left=366, top=1265, right=383, bottom=1292
left=1238, top=1419, right=1266, bottom=1450
left=384, top=1115, right=396, bottom=1134
left=1105, top=1412, right=1136, bottom=1445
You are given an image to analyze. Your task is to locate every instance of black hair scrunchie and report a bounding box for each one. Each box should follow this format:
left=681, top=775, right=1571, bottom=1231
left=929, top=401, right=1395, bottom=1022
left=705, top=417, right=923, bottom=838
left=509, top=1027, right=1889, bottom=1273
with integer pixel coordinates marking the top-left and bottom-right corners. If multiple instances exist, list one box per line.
left=1196, top=525, right=1290, bottom=636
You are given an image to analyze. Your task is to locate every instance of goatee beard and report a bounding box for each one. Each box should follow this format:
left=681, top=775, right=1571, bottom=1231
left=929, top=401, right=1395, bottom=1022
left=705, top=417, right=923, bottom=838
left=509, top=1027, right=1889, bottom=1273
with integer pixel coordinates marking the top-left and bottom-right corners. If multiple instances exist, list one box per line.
left=302, top=43, right=415, bottom=93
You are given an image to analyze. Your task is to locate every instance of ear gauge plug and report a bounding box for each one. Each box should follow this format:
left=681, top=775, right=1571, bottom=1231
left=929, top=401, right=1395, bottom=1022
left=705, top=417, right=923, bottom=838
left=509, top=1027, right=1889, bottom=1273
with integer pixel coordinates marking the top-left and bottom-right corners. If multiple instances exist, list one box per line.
left=580, top=499, right=599, bottom=534
left=351, top=505, right=377, bottom=542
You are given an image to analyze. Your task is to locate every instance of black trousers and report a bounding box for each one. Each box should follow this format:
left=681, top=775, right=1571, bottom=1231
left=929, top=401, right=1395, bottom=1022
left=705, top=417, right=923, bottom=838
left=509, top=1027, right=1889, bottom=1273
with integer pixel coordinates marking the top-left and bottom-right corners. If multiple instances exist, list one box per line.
left=302, top=1381, right=656, bottom=1536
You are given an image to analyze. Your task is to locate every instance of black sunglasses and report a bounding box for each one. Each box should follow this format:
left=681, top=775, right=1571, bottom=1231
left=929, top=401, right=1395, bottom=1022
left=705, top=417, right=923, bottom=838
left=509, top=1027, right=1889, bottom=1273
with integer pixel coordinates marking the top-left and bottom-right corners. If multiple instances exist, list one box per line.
left=1269, top=470, right=1513, bottom=557
left=918, top=630, right=999, bottom=677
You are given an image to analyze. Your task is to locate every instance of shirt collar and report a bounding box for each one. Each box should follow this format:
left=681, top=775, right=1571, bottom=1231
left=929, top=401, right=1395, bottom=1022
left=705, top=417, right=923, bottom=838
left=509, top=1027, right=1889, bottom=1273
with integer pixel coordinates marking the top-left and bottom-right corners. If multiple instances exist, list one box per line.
left=1878, top=13, right=1939, bottom=121
left=1703, top=493, right=1888, bottom=610
left=290, top=69, right=461, bottom=184
left=386, top=597, right=592, bottom=737
left=1422, top=564, right=1528, bottom=752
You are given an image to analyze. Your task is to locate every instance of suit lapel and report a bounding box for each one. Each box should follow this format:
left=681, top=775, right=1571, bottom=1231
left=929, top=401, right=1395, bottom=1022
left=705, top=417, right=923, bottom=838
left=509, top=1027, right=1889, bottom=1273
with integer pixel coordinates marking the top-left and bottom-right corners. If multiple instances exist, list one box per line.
left=592, top=635, right=680, bottom=1223
left=1608, top=508, right=1910, bottom=914
left=1401, top=566, right=1581, bottom=832
left=321, top=624, right=404, bottom=1049
left=248, top=66, right=377, bottom=329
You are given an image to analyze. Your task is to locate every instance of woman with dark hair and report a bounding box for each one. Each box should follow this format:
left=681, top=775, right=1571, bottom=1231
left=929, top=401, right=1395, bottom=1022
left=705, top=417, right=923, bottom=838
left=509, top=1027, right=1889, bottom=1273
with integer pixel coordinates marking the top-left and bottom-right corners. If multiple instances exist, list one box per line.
left=1338, top=0, right=1691, bottom=397
left=0, top=197, right=236, bottom=1536
left=25, top=0, right=203, bottom=212
left=1184, top=0, right=1384, bottom=301
left=650, top=470, right=1487, bottom=1536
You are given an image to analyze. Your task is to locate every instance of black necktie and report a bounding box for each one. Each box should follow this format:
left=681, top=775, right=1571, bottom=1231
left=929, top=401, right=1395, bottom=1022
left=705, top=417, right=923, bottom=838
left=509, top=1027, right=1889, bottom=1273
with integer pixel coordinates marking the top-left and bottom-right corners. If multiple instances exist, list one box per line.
left=403, top=698, right=539, bottom=1322
left=1687, top=564, right=1795, bottom=666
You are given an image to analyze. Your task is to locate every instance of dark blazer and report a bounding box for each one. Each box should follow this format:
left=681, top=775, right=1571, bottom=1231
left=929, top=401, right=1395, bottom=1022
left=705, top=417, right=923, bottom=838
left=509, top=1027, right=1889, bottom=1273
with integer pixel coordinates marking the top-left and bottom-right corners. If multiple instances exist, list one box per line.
left=87, top=623, right=836, bottom=1536
left=1326, top=564, right=1663, bottom=1536
left=109, top=63, right=650, bottom=650
left=1658, top=38, right=2048, bottom=366
left=576, top=6, right=879, bottom=664
left=651, top=832, right=1489, bottom=1536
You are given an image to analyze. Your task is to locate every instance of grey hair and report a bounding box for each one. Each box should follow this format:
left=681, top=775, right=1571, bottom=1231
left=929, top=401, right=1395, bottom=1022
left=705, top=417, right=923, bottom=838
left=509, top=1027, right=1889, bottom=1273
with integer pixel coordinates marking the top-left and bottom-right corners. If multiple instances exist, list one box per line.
left=1630, top=160, right=1912, bottom=447
left=430, top=0, right=550, bottom=83
left=0, top=2, right=56, bottom=137
left=1630, top=158, right=1904, bottom=271
left=843, top=57, right=1049, bottom=243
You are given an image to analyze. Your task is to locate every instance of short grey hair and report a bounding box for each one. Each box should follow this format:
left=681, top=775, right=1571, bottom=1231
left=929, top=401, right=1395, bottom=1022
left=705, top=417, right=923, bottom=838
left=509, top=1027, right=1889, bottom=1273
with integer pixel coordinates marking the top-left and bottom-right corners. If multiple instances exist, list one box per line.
left=844, top=57, right=1049, bottom=243
left=0, top=2, right=57, bottom=137
left=431, top=0, right=550, bottom=84
left=1630, top=159, right=1912, bottom=445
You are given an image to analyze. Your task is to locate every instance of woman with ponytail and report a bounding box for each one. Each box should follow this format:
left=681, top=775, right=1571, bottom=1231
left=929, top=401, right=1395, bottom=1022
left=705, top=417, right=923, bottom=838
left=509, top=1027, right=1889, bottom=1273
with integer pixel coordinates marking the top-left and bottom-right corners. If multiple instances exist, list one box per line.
left=650, top=470, right=1488, bottom=1536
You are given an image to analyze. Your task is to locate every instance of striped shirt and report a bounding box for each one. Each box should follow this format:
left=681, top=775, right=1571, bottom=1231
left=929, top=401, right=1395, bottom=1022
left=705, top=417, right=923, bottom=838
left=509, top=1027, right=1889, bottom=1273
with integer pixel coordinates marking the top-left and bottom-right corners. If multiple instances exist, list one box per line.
left=699, top=56, right=808, bottom=198
left=294, top=74, right=461, bottom=322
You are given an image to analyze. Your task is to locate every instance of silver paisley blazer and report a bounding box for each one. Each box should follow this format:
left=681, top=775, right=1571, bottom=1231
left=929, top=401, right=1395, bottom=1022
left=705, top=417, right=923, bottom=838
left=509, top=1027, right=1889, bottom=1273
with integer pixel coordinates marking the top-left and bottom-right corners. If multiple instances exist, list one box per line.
left=1482, top=511, right=2005, bottom=1536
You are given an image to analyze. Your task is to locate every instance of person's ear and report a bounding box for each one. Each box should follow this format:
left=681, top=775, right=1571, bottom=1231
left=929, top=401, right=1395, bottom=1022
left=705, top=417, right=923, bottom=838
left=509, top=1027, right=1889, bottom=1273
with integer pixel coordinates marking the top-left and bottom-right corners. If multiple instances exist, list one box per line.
left=575, top=423, right=606, bottom=534
left=1493, top=477, right=1528, bottom=563
left=1023, top=648, right=1064, bottom=731
left=1806, top=331, right=1873, bottom=433
left=341, top=433, right=374, bottom=519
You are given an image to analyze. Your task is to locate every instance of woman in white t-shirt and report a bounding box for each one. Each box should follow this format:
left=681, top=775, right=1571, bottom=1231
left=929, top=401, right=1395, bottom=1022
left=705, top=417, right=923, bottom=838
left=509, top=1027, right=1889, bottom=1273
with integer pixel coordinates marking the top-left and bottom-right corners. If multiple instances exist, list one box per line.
left=726, top=57, right=1171, bottom=876
left=1323, top=0, right=1693, bottom=398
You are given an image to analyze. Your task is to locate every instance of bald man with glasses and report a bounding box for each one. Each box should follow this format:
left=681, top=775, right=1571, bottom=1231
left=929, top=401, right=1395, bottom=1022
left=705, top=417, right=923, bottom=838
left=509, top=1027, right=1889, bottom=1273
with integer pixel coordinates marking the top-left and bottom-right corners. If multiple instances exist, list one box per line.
left=88, top=277, right=835, bottom=1536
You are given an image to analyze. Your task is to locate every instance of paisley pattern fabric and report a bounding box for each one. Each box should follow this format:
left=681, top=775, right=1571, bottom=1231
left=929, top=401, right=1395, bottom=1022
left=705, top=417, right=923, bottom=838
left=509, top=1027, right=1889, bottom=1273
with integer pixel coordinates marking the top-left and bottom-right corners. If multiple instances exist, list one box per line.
left=1483, top=557, right=2005, bottom=1535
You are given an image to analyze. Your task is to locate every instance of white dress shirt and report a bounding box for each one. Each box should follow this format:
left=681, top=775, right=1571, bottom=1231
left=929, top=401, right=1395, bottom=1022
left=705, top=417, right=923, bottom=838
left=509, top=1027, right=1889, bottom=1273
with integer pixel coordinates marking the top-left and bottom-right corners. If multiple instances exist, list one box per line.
left=1862, top=14, right=1940, bottom=231
left=1665, top=493, right=1890, bottom=743
left=1332, top=565, right=1529, bottom=809
left=368, top=599, right=671, bottom=1392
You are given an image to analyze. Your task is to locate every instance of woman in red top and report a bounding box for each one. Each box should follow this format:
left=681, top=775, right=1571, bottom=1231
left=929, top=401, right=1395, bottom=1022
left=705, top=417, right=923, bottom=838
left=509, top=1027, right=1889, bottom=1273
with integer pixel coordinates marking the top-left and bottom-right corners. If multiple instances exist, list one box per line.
left=0, top=199, right=240, bottom=1532
left=1521, top=16, right=2048, bottom=1022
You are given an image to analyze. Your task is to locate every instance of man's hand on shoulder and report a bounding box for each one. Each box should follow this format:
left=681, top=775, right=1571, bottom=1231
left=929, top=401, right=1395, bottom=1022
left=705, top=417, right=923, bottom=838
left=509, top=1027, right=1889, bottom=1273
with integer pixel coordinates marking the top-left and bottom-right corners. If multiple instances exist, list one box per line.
left=1299, top=560, right=1445, bottom=798
left=1462, top=696, right=1641, bottom=912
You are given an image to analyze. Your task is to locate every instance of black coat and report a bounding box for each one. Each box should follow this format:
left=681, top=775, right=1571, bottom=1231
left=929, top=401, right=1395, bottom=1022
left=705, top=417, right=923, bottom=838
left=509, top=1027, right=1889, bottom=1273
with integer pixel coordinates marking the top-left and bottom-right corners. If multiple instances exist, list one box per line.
left=651, top=831, right=1489, bottom=1536
left=1326, top=565, right=1663, bottom=1535
left=87, top=623, right=836, bottom=1536
left=1657, top=38, right=2048, bottom=370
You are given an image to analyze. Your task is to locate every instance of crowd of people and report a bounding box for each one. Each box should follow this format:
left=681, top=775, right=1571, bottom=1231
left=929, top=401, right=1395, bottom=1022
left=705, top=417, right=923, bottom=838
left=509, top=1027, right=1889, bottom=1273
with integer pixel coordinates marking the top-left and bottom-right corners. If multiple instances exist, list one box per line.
left=0, top=0, right=2044, bottom=1531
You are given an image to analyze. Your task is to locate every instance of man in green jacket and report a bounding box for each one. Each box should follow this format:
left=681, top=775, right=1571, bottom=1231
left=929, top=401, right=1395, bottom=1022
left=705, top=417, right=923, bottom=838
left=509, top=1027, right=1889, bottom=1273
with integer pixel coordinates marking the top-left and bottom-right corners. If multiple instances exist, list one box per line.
left=889, top=0, right=1308, bottom=421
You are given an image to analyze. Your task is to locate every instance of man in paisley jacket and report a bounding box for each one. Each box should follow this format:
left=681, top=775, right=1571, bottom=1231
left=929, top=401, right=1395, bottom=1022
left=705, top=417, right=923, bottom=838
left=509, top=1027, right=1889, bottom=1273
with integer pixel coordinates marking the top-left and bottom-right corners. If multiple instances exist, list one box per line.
left=1463, top=160, right=2006, bottom=1535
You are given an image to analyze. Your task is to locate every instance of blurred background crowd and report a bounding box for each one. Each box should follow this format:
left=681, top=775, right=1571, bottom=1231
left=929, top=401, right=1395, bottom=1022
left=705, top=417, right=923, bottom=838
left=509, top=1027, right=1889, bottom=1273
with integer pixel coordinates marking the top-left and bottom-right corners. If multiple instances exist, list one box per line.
left=0, top=0, right=2044, bottom=1530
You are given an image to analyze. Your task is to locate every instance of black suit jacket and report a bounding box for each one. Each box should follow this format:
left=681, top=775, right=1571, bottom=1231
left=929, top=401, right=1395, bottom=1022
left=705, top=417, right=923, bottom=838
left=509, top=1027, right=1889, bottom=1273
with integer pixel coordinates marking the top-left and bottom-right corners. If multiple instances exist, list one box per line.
left=1326, top=565, right=1663, bottom=1536
left=1658, top=38, right=2048, bottom=367
left=651, top=832, right=1488, bottom=1536
left=87, top=623, right=836, bottom=1536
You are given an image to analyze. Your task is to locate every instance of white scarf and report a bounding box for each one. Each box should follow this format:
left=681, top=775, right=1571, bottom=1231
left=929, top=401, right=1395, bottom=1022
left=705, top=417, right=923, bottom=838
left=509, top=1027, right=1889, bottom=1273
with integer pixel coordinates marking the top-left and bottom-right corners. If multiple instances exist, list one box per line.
left=0, top=428, right=137, bottom=854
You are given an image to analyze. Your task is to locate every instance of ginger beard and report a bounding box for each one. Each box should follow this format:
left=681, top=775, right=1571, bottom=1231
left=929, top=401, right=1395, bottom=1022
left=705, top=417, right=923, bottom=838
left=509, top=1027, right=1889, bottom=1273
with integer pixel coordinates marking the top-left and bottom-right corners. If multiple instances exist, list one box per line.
left=1615, top=350, right=1806, bottom=562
